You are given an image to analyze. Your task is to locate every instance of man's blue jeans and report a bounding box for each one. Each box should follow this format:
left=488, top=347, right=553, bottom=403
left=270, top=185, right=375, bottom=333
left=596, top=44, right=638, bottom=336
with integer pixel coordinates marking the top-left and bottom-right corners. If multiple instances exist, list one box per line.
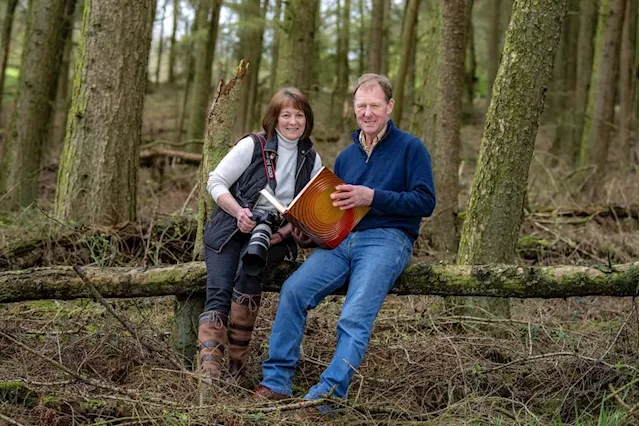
left=260, top=228, right=413, bottom=399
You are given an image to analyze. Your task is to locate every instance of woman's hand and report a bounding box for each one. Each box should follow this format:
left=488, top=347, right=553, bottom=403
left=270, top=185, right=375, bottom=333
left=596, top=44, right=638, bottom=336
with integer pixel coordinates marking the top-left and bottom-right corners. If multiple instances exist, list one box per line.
left=270, top=223, right=293, bottom=244
left=292, top=226, right=315, bottom=248
left=236, top=208, right=256, bottom=233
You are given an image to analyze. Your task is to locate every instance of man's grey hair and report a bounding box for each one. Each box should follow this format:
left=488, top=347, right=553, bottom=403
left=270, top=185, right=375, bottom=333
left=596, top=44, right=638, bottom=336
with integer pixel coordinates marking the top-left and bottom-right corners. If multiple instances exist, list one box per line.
left=352, top=74, right=393, bottom=102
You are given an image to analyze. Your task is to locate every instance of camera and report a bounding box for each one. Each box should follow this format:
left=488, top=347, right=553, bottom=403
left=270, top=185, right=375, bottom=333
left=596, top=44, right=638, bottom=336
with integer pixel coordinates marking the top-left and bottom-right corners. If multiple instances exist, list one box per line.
left=241, top=209, right=281, bottom=276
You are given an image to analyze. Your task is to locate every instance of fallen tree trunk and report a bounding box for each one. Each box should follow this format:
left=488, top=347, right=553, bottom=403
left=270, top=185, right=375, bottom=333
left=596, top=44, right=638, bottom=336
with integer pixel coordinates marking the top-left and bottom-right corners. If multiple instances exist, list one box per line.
left=0, top=262, right=636, bottom=303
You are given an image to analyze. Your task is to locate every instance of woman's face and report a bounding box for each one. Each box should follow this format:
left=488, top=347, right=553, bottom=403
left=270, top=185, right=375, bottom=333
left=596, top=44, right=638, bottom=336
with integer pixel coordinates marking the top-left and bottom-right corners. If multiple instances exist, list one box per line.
left=276, top=106, right=306, bottom=140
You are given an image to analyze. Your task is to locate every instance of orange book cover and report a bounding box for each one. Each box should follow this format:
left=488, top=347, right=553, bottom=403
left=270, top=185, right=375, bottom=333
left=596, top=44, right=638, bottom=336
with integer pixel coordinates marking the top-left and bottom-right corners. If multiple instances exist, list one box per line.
left=259, top=167, right=370, bottom=249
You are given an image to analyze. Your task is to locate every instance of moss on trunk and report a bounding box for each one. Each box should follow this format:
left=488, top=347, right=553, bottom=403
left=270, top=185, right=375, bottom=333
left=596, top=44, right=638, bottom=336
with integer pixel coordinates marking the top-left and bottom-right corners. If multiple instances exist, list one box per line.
left=456, top=0, right=569, bottom=318
left=54, top=0, right=154, bottom=226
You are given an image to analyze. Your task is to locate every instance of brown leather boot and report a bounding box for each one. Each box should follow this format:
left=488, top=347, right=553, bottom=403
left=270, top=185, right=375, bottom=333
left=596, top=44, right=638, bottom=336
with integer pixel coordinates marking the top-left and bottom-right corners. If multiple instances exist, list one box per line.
left=197, top=311, right=227, bottom=384
left=227, top=290, right=261, bottom=381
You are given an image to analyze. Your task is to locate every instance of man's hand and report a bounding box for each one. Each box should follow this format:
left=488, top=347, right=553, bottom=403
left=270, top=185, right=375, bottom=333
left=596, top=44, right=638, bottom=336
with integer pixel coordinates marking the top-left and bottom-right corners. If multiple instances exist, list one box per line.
left=236, top=208, right=256, bottom=233
left=292, top=227, right=315, bottom=248
left=331, top=184, right=374, bottom=210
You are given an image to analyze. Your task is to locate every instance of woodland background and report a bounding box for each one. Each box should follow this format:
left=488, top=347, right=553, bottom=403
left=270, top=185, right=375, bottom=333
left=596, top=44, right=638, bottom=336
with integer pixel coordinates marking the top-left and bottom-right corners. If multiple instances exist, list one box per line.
left=0, top=0, right=638, bottom=424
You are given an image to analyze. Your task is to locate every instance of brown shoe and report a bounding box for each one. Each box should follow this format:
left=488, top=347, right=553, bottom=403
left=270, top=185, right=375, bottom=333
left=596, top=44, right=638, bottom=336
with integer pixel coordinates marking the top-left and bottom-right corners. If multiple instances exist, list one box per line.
left=227, top=290, right=261, bottom=381
left=249, top=384, right=289, bottom=401
left=197, top=311, right=227, bottom=383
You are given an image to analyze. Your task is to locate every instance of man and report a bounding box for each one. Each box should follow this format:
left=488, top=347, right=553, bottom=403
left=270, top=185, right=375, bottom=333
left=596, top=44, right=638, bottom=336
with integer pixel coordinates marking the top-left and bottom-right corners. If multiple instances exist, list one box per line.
left=252, top=74, right=436, bottom=409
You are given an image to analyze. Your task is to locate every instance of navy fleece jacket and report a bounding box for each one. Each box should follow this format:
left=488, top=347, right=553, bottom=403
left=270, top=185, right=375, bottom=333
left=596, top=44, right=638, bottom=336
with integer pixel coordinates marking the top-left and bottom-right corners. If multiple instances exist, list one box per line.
left=334, top=120, right=436, bottom=242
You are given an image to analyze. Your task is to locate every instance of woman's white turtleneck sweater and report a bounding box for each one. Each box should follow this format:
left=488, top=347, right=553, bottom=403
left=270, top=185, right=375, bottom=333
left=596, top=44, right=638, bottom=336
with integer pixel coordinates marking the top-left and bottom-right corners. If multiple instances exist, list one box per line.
left=207, top=130, right=322, bottom=212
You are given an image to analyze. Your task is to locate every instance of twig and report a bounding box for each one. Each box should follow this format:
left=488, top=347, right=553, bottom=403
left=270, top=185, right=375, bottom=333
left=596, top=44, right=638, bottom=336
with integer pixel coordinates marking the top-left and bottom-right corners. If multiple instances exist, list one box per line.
left=237, top=397, right=328, bottom=413
left=0, top=413, right=25, bottom=426
left=482, top=351, right=637, bottom=373
left=73, top=265, right=187, bottom=372
left=180, top=182, right=199, bottom=215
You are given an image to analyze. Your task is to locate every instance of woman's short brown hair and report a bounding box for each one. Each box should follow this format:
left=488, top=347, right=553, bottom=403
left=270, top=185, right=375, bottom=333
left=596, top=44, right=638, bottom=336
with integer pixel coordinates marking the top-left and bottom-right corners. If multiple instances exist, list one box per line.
left=262, top=87, right=314, bottom=141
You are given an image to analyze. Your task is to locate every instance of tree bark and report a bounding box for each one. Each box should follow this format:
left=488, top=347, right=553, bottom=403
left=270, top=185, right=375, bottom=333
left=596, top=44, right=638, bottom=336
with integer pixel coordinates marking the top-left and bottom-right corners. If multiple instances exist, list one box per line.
left=275, top=0, right=318, bottom=94
left=463, top=0, right=476, bottom=119
left=618, top=0, right=632, bottom=166
left=0, top=0, right=18, bottom=129
left=358, top=0, right=366, bottom=76
left=409, top=0, right=441, bottom=153
left=392, top=0, right=419, bottom=126
left=486, top=0, right=501, bottom=104
left=457, top=0, right=568, bottom=318
left=0, top=262, right=636, bottom=304
left=368, top=0, right=384, bottom=73
left=167, top=0, right=179, bottom=84
left=0, top=0, right=74, bottom=211
left=54, top=0, right=155, bottom=226
left=155, top=0, right=169, bottom=86
left=431, top=0, right=467, bottom=256
left=233, top=0, right=263, bottom=137
left=579, top=0, right=625, bottom=198
left=186, top=0, right=222, bottom=152
left=571, top=0, right=597, bottom=166
left=268, top=0, right=282, bottom=95
left=333, top=0, right=351, bottom=128
left=194, top=61, right=249, bottom=260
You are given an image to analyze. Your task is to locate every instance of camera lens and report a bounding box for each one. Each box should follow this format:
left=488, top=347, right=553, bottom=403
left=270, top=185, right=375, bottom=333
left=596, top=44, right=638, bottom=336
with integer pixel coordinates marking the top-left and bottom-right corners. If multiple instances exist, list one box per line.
left=241, top=223, right=272, bottom=276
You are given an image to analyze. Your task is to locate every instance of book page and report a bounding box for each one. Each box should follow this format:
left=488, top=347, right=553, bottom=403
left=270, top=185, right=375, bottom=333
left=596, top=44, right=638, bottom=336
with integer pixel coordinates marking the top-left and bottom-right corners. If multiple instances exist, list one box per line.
left=258, top=189, right=287, bottom=214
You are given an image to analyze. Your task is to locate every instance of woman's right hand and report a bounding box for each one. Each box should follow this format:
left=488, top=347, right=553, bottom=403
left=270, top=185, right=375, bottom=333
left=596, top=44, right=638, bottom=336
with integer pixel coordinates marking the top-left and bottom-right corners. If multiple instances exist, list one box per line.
left=236, top=208, right=256, bottom=233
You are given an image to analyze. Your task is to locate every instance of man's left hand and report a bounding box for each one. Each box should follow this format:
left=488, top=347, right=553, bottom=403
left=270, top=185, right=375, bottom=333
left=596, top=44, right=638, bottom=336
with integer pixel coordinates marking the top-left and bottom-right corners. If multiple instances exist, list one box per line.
left=331, top=184, right=374, bottom=210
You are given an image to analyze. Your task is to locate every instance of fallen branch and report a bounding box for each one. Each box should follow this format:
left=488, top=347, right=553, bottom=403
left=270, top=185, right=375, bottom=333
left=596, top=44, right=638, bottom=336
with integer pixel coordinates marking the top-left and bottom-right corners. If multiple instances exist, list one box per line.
left=0, top=262, right=636, bottom=303
left=139, top=147, right=202, bottom=166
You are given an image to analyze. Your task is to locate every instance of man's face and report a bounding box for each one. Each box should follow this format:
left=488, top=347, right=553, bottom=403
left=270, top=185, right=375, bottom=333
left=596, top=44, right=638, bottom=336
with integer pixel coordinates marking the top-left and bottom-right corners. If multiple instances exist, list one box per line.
left=353, top=84, right=394, bottom=138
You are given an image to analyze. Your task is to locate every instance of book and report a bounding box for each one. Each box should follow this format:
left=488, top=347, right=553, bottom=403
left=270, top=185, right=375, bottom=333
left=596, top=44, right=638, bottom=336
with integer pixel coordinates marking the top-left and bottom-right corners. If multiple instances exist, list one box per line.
left=259, top=166, right=370, bottom=249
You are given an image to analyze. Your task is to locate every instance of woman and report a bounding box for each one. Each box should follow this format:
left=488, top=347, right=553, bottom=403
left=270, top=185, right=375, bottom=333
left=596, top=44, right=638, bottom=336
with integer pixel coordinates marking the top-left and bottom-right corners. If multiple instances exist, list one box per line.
left=198, top=88, right=322, bottom=383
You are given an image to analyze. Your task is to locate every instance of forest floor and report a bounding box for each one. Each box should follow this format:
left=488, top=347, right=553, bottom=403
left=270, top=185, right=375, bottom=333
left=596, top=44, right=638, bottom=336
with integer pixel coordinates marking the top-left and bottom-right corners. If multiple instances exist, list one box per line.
left=0, top=84, right=638, bottom=425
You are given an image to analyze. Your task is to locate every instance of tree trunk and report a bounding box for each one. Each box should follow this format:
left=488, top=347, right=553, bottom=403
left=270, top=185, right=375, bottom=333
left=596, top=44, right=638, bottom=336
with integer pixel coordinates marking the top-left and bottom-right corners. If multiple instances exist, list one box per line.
left=0, top=262, right=636, bottom=304
left=176, top=16, right=197, bottom=144
left=167, top=0, right=179, bottom=84
left=463, top=0, right=476, bottom=120
left=275, top=0, right=318, bottom=94
left=180, top=60, right=249, bottom=367
left=549, top=1, right=579, bottom=164
left=381, top=0, right=391, bottom=76
left=571, top=0, right=597, bottom=166
left=431, top=0, right=467, bottom=256
left=233, top=0, right=263, bottom=137
left=268, top=0, right=282, bottom=95
left=186, top=0, right=222, bottom=153
left=618, top=0, right=632, bottom=166
left=579, top=0, right=625, bottom=198
left=457, top=0, right=568, bottom=318
left=408, top=0, right=441, bottom=153
left=486, top=0, right=501, bottom=104
left=368, top=0, right=384, bottom=73
left=155, top=0, right=169, bottom=86
left=333, top=0, right=350, bottom=129
left=194, top=61, right=249, bottom=260
left=392, top=0, right=419, bottom=125
left=0, top=0, right=18, bottom=130
left=358, top=0, right=366, bottom=76
left=54, top=0, right=154, bottom=226
left=247, top=0, right=268, bottom=132
left=0, top=0, right=74, bottom=211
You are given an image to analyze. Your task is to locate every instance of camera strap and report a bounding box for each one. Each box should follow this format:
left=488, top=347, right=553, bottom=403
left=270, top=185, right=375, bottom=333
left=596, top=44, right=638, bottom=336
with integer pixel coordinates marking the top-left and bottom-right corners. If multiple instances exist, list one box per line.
left=255, top=133, right=277, bottom=191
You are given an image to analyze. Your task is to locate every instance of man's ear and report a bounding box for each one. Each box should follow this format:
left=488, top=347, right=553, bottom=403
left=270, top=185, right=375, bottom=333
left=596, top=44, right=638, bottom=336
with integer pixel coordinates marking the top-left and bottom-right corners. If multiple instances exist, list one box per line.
left=387, top=98, right=395, bottom=114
